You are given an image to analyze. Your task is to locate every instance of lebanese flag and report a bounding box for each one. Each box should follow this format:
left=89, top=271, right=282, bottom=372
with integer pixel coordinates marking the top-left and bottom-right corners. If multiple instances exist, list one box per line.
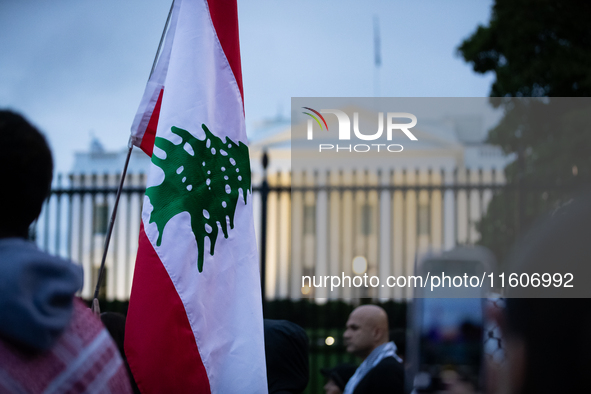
left=125, top=1, right=267, bottom=393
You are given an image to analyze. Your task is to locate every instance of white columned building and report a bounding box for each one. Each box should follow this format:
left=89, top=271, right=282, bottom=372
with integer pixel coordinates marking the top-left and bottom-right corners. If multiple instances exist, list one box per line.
left=249, top=107, right=509, bottom=301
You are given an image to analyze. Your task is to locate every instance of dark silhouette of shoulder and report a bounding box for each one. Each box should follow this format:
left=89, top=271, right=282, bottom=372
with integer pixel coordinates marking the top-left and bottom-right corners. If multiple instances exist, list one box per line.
left=353, top=356, right=404, bottom=394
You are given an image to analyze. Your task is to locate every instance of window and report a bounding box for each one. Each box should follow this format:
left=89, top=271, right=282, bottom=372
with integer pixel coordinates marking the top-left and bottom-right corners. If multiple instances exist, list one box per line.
left=303, top=205, right=315, bottom=235
left=93, top=203, right=109, bottom=235
left=418, top=203, right=430, bottom=235
left=361, top=204, right=373, bottom=236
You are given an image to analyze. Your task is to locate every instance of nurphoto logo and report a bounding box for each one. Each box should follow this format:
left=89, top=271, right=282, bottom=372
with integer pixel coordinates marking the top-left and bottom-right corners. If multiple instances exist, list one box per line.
left=302, top=107, right=418, bottom=153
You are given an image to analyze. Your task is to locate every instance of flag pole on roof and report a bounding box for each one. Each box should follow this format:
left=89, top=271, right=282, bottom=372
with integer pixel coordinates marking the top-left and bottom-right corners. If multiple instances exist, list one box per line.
left=125, top=0, right=267, bottom=392
left=91, top=0, right=176, bottom=314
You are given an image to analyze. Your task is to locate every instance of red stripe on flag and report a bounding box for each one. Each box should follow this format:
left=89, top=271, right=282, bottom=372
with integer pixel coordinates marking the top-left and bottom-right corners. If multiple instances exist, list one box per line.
left=206, top=0, right=244, bottom=102
left=125, top=223, right=211, bottom=394
left=140, top=88, right=164, bottom=157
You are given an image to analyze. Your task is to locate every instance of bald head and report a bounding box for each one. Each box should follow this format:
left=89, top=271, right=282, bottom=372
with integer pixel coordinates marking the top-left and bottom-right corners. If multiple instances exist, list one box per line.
left=351, top=305, right=389, bottom=337
left=343, top=305, right=390, bottom=360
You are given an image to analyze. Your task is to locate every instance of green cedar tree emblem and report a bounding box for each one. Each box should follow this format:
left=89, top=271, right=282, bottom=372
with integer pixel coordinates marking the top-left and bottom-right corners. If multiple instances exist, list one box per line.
left=146, top=124, right=251, bottom=272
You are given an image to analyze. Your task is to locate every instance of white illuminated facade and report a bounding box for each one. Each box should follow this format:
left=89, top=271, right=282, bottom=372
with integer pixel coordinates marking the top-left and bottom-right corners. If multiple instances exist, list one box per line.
left=249, top=107, right=510, bottom=300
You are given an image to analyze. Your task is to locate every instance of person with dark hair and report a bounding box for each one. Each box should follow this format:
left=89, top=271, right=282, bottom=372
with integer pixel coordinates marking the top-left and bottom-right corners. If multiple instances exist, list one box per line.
left=491, top=192, right=591, bottom=394
left=342, top=305, right=404, bottom=394
left=264, top=319, right=310, bottom=394
left=321, top=363, right=357, bottom=394
left=0, top=110, right=132, bottom=393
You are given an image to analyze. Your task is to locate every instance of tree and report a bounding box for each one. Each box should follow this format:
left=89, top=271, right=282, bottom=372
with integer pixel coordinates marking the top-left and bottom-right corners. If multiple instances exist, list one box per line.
left=457, top=0, right=591, bottom=264
left=458, top=0, right=591, bottom=97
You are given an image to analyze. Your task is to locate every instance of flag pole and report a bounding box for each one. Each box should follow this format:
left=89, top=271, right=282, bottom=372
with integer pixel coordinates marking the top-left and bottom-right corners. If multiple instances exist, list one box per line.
left=92, top=0, right=175, bottom=314
left=373, top=15, right=381, bottom=98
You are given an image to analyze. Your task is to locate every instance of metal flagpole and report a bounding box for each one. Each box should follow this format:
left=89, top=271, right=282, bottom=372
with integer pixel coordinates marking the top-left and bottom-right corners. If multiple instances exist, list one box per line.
left=92, top=0, right=175, bottom=314
left=373, top=15, right=381, bottom=98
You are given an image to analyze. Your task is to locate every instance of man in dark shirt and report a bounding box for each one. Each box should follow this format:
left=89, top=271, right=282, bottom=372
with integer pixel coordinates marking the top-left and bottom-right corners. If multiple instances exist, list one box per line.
left=342, top=305, right=404, bottom=394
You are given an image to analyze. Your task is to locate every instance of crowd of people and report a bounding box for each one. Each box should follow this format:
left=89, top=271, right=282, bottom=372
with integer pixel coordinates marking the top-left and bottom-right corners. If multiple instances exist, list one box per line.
left=1, top=109, right=590, bottom=394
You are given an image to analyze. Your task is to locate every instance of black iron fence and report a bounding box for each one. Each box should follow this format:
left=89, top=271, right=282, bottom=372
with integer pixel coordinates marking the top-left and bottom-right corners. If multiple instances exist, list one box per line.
left=35, top=167, right=516, bottom=300
left=33, top=173, right=146, bottom=300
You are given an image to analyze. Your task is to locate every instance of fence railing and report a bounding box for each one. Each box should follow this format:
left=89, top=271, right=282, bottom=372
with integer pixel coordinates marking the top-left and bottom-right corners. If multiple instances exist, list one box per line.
left=35, top=168, right=511, bottom=301
left=36, top=165, right=582, bottom=305
left=34, top=167, right=522, bottom=301
left=33, top=173, right=145, bottom=300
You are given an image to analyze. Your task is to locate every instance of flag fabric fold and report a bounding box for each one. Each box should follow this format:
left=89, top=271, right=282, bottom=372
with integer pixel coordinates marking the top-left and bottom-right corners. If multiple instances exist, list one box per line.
left=125, top=1, right=267, bottom=393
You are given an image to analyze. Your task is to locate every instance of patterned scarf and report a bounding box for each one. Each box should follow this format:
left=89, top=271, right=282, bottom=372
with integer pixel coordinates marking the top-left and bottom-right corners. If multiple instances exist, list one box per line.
left=0, top=299, right=132, bottom=393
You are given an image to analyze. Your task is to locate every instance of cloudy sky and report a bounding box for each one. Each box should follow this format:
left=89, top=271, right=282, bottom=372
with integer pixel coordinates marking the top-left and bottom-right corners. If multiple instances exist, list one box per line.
left=0, top=0, right=494, bottom=173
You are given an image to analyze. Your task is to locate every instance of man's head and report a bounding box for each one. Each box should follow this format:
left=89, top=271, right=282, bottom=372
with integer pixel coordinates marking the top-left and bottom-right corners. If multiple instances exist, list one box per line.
left=0, top=110, right=53, bottom=238
left=343, top=305, right=389, bottom=360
